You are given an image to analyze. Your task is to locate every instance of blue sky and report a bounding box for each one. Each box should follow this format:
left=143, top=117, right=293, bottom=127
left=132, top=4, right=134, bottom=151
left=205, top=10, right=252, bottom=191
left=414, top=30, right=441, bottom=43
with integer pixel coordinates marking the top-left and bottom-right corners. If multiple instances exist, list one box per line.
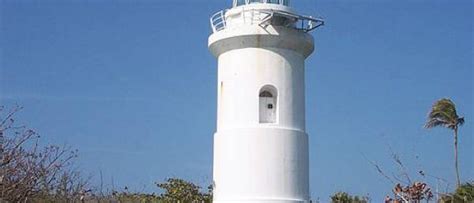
left=1, top=0, right=472, bottom=201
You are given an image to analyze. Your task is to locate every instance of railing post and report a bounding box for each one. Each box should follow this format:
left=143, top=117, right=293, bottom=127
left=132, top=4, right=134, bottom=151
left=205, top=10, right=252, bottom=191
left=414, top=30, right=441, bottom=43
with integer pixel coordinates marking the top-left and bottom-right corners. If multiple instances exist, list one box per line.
left=251, top=9, right=254, bottom=25
left=243, top=7, right=246, bottom=24
left=221, top=11, right=226, bottom=29
left=210, top=17, right=216, bottom=33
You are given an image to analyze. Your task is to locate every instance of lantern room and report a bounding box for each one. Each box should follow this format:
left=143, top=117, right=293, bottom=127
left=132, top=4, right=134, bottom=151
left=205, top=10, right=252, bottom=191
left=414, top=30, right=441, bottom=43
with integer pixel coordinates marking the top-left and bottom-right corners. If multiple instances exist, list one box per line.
left=233, top=0, right=290, bottom=7
left=210, top=0, right=324, bottom=33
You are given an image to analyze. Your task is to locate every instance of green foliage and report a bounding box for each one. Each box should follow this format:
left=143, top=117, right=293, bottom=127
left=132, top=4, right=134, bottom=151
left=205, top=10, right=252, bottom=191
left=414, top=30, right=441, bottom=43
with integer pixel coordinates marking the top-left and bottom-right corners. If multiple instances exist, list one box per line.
left=99, top=178, right=212, bottom=203
left=156, top=178, right=212, bottom=203
left=330, top=192, right=369, bottom=203
left=455, top=182, right=474, bottom=201
left=440, top=182, right=474, bottom=203
left=425, top=98, right=464, bottom=130
left=114, top=192, right=161, bottom=203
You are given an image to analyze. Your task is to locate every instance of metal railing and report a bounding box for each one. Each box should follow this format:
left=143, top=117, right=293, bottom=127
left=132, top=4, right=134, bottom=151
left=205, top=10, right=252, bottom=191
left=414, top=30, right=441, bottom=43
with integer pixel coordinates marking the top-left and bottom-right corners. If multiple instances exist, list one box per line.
left=210, top=10, right=227, bottom=33
left=233, top=0, right=290, bottom=8
left=209, top=8, right=324, bottom=33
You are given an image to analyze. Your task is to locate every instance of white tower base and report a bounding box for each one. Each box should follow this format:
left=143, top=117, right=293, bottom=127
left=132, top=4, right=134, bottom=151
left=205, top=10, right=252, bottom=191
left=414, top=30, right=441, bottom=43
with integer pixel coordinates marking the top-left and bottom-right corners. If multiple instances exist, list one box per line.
left=214, top=129, right=309, bottom=203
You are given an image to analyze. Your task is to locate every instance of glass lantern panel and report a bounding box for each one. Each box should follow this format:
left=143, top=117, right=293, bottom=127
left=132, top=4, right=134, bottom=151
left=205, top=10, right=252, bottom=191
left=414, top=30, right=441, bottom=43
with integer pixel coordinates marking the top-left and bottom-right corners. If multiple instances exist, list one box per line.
left=235, top=0, right=246, bottom=6
left=249, top=0, right=264, bottom=3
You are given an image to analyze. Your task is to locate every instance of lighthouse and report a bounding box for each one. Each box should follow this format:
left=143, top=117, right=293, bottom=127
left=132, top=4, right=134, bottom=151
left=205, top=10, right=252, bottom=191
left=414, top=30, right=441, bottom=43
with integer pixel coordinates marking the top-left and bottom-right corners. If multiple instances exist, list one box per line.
left=208, top=0, right=323, bottom=202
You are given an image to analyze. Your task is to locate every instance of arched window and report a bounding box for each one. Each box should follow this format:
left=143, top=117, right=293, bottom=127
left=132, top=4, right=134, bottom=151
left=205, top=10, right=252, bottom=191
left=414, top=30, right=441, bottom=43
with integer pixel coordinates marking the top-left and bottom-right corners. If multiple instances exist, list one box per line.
left=259, top=85, right=277, bottom=123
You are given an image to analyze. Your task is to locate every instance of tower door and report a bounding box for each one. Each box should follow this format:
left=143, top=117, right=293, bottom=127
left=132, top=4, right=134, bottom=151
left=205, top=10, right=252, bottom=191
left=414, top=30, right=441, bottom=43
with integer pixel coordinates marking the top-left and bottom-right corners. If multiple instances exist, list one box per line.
left=259, top=90, right=276, bottom=123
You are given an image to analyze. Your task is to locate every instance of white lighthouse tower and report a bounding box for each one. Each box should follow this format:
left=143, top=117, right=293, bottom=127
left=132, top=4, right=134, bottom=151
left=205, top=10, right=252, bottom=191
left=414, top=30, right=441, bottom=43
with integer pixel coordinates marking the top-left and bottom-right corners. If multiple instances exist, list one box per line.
left=209, top=1, right=323, bottom=202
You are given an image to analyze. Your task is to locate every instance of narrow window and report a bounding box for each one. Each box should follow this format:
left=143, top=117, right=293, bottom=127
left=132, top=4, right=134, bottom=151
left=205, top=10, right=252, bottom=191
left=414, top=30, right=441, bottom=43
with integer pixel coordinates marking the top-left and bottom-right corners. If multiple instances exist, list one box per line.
left=259, top=85, right=277, bottom=123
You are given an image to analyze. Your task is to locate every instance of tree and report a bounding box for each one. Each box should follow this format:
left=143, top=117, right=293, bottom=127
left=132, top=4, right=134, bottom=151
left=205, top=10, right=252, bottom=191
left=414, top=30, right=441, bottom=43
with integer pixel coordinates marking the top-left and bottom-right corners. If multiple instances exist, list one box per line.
left=155, top=178, right=212, bottom=203
left=439, top=181, right=474, bottom=203
left=388, top=182, right=433, bottom=203
left=424, top=98, right=465, bottom=187
left=330, top=192, right=369, bottom=203
left=107, top=178, right=212, bottom=203
left=366, top=148, right=436, bottom=202
left=0, top=105, right=88, bottom=202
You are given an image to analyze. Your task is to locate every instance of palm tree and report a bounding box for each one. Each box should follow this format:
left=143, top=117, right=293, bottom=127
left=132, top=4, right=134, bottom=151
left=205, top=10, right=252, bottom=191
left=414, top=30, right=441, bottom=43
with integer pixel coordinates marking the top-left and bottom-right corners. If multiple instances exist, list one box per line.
left=424, top=98, right=465, bottom=187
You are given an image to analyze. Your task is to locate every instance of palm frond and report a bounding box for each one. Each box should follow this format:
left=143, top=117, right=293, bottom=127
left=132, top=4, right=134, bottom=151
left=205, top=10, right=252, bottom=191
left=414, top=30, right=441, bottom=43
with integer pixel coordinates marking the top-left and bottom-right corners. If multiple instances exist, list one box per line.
left=425, top=98, right=463, bottom=130
left=458, top=117, right=465, bottom=126
left=425, top=118, right=448, bottom=129
left=429, top=111, right=453, bottom=122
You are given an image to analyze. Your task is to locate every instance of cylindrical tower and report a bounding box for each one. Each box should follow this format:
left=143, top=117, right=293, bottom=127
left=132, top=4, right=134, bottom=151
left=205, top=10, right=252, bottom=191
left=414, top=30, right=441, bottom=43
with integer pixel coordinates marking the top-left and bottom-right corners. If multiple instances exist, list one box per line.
left=208, top=1, right=323, bottom=202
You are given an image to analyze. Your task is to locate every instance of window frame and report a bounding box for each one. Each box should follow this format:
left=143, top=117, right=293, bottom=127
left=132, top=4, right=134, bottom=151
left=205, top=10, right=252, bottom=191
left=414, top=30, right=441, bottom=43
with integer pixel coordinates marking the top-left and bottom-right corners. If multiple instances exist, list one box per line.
left=258, top=85, right=278, bottom=124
